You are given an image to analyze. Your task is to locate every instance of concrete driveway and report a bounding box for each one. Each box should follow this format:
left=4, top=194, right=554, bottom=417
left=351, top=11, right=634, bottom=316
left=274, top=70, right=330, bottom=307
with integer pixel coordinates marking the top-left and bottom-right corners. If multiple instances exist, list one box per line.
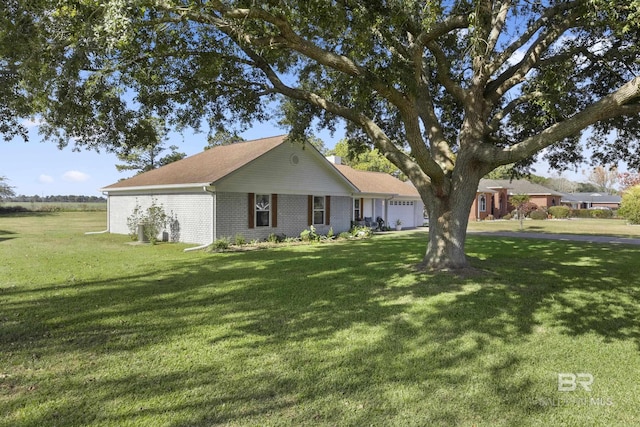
left=468, top=231, right=640, bottom=246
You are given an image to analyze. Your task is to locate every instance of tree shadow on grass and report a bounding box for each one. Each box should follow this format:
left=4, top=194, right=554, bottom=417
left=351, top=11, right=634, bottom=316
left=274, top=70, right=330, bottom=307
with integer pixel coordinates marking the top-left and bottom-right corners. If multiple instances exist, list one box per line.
left=2, top=233, right=640, bottom=425
left=0, top=229, right=16, bottom=242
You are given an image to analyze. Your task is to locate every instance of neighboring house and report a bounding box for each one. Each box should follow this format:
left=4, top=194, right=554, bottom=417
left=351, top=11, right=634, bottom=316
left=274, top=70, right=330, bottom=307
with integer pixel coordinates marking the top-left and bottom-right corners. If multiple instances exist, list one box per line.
left=327, top=156, right=424, bottom=228
left=470, top=179, right=564, bottom=220
left=561, top=192, right=622, bottom=209
left=470, top=183, right=508, bottom=221
left=101, top=135, right=358, bottom=245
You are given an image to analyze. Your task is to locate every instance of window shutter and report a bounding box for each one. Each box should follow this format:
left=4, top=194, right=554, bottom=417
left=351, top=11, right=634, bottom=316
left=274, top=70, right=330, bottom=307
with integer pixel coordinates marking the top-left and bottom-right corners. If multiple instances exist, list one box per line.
left=248, top=193, right=255, bottom=229
left=307, top=195, right=313, bottom=226
left=271, top=194, right=278, bottom=228
left=325, top=196, right=331, bottom=225
left=360, top=198, right=364, bottom=219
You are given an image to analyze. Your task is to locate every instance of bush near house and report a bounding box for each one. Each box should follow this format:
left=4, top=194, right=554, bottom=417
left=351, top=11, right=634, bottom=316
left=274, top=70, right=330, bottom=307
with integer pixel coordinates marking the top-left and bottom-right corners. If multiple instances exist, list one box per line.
left=529, top=209, right=548, bottom=220
left=589, top=208, right=614, bottom=219
left=548, top=206, right=571, bottom=219
left=571, top=209, right=593, bottom=218
left=619, top=185, right=640, bottom=224
left=519, top=201, right=539, bottom=217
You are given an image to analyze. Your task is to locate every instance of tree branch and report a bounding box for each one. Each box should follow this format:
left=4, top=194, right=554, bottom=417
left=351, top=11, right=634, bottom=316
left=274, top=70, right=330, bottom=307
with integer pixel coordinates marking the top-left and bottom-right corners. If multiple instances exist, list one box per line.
left=485, top=76, right=640, bottom=165
left=485, top=11, right=581, bottom=104
left=425, top=40, right=467, bottom=104
left=485, top=1, right=581, bottom=78
left=486, top=0, right=511, bottom=55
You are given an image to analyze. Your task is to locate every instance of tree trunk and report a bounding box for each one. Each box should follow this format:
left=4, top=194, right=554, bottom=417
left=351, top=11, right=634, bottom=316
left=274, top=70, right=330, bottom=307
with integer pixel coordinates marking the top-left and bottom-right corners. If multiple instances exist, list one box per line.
left=420, top=167, right=482, bottom=271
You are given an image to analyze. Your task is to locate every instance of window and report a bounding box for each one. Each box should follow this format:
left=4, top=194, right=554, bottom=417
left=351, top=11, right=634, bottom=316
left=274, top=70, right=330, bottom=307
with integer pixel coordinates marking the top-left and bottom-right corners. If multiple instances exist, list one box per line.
left=255, top=194, right=270, bottom=226
left=354, top=199, right=361, bottom=220
left=479, top=195, right=487, bottom=212
left=313, top=196, right=325, bottom=225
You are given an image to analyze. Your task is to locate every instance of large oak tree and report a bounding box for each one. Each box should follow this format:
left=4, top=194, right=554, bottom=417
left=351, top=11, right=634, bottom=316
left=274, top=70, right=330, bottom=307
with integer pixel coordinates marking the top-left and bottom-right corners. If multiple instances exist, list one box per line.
left=3, top=0, right=640, bottom=270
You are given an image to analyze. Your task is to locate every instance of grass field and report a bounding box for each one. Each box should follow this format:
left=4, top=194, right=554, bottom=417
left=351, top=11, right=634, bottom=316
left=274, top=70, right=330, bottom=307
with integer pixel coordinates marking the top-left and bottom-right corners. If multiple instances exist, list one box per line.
left=0, top=202, right=107, bottom=212
left=468, top=217, right=640, bottom=238
left=1, top=212, right=640, bottom=426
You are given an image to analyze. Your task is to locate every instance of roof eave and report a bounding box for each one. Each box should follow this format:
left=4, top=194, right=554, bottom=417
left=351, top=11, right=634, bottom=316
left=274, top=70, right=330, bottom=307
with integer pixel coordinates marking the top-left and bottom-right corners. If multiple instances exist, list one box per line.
left=101, top=182, right=214, bottom=193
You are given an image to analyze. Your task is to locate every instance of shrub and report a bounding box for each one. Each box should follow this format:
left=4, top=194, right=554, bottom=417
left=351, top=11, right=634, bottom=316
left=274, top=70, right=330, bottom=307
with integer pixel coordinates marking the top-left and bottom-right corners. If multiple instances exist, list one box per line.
left=571, top=209, right=592, bottom=218
left=502, top=213, right=512, bottom=220
left=234, top=233, right=246, bottom=246
left=618, top=186, right=640, bottom=223
left=211, top=237, right=231, bottom=250
left=267, top=233, right=286, bottom=243
left=126, top=198, right=169, bottom=244
left=589, top=208, right=613, bottom=219
left=327, top=227, right=334, bottom=239
left=529, top=209, right=547, bottom=220
left=351, top=225, right=373, bottom=238
left=338, top=231, right=352, bottom=240
left=548, top=206, right=571, bottom=219
left=299, top=226, right=320, bottom=242
left=520, top=202, right=539, bottom=217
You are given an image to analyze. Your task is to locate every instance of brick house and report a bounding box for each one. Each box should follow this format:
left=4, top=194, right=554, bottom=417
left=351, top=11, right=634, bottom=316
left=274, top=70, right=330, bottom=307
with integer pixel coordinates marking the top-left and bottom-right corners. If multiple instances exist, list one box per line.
left=470, top=179, right=564, bottom=220
left=101, top=135, right=424, bottom=246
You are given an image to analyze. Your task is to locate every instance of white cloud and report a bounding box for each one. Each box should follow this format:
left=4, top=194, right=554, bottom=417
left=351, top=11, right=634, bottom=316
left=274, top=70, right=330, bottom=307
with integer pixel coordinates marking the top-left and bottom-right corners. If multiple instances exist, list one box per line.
left=62, top=170, right=90, bottom=182
left=38, top=174, right=54, bottom=184
left=21, top=118, right=43, bottom=128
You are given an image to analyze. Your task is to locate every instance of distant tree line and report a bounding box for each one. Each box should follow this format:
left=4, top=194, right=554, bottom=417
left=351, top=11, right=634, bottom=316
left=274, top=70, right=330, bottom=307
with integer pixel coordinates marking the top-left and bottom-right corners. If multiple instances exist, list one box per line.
left=3, top=195, right=106, bottom=203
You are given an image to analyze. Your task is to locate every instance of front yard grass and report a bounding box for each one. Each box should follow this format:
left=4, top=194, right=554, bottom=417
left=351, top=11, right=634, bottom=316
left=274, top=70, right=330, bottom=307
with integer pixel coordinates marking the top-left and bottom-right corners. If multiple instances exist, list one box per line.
left=1, top=212, right=639, bottom=426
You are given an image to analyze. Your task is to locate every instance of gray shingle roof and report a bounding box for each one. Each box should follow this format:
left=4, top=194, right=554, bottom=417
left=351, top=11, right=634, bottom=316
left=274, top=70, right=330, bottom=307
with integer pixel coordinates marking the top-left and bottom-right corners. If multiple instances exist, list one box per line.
left=561, top=192, right=621, bottom=203
left=479, top=179, right=563, bottom=196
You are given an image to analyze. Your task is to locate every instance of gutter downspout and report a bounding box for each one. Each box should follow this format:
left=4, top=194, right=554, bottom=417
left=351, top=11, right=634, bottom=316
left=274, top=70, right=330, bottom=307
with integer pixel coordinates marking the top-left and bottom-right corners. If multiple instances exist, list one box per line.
left=184, top=186, right=216, bottom=252
left=85, top=192, right=110, bottom=235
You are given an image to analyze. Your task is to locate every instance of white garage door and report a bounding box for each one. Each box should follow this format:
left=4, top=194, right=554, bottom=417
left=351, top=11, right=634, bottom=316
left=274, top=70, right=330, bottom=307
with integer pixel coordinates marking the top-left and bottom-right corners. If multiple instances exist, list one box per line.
left=388, top=200, right=417, bottom=227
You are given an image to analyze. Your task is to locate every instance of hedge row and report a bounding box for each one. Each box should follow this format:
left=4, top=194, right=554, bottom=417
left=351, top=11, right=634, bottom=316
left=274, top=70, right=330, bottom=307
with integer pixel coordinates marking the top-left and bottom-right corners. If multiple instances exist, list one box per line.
left=501, top=206, right=616, bottom=220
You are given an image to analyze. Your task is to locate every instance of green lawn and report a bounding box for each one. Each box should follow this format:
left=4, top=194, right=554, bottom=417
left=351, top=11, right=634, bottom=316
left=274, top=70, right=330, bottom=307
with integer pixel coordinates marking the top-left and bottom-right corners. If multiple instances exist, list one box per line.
left=2, top=212, right=640, bottom=426
left=468, top=217, right=640, bottom=238
left=0, top=202, right=107, bottom=212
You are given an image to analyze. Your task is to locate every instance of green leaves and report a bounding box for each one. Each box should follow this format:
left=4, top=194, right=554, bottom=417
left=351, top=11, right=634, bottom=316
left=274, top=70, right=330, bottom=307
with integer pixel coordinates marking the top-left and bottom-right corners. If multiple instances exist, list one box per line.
left=619, top=185, right=640, bottom=224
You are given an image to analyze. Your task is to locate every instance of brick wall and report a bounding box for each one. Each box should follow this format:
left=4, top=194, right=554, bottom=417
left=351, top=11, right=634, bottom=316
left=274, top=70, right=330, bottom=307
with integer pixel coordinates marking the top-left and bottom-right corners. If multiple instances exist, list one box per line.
left=109, top=191, right=353, bottom=245
left=108, top=192, right=213, bottom=244
left=215, top=192, right=352, bottom=241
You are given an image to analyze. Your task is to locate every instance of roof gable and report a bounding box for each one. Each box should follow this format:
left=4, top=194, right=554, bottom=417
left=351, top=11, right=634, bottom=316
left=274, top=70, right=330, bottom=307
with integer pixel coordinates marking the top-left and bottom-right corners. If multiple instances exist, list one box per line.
left=102, top=135, right=289, bottom=190
left=333, top=164, right=420, bottom=198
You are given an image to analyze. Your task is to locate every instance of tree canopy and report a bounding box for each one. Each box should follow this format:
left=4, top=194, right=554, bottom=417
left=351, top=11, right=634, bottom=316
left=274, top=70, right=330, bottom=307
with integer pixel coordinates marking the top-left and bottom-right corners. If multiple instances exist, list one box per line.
left=114, top=117, right=186, bottom=174
left=328, top=139, right=405, bottom=179
left=3, top=1, right=640, bottom=270
left=619, top=171, right=640, bottom=191
left=0, top=175, right=16, bottom=199
left=203, top=129, right=245, bottom=150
